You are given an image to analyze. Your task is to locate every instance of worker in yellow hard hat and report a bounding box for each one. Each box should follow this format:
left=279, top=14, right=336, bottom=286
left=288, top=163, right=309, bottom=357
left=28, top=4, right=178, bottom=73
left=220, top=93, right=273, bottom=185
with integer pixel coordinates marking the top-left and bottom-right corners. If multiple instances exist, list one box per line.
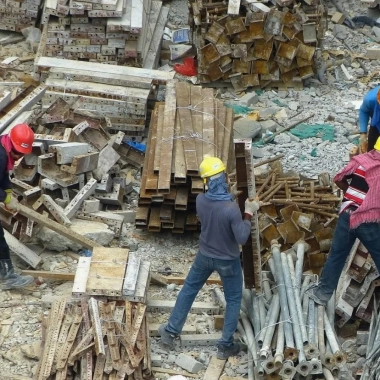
left=306, top=136, right=380, bottom=306
left=159, top=156, right=260, bottom=359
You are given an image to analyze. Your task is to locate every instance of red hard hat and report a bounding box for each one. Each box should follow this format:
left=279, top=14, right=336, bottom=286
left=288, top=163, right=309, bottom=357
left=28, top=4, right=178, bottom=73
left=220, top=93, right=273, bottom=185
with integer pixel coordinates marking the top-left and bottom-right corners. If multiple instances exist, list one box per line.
left=9, top=123, right=34, bottom=154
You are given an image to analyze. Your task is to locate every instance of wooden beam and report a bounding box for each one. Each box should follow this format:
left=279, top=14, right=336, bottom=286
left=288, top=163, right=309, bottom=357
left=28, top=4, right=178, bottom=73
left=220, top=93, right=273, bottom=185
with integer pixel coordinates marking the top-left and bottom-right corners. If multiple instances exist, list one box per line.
left=203, top=356, right=226, bottom=380
left=152, top=367, right=198, bottom=378
left=166, top=276, right=222, bottom=285
left=17, top=204, right=102, bottom=249
left=21, top=270, right=75, bottom=281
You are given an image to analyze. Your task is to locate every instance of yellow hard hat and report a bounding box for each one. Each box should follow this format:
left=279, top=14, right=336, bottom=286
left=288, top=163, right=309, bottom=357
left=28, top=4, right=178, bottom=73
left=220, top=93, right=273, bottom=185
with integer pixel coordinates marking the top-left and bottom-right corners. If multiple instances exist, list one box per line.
left=199, top=156, right=226, bottom=179
left=374, top=137, right=380, bottom=151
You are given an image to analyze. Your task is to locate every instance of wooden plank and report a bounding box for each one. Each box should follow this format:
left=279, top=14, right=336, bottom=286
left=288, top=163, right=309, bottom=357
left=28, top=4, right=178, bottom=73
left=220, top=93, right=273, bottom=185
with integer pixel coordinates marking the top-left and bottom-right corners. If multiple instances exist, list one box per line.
left=153, top=104, right=165, bottom=173
left=152, top=367, right=197, bottom=378
left=141, top=1, right=162, bottom=62
left=176, top=82, right=198, bottom=175
left=149, top=323, right=196, bottom=336
left=145, top=101, right=159, bottom=194
left=22, top=270, right=75, bottom=281
left=227, top=0, right=240, bottom=15
left=18, top=204, right=102, bottom=249
left=72, top=257, right=92, bottom=296
left=173, top=112, right=187, bottom=183
left=202, top=88, right=215, bottom=157
left=166, top=276, right=222, bottom=285
left=86, top=247, right=129, bottom=296
left=158, top=80, right=176, bottom=193
left=203, top=356, right=226, bottom=380
left=190, top=86, right=203, bottom=163
left=122, top=253, right=141, bottom=296
left=37, top=57, right=175, bottom=85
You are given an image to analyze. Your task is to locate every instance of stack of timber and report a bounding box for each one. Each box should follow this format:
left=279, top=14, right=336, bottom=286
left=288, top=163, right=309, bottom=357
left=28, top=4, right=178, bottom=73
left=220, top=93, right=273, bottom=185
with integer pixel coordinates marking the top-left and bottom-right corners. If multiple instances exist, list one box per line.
left=136, top=79, right=235, bottom=233
left=189, top=0, right=327, bottom=89
left=0, top=0, right=41, bottom=32
left=34, top=57, right=175, bottom=136
left=335, top=239, right=380, bottom=330
left=34, top=247, right=152, bottom=379
left=252, top=162, right=340, bottom=274
left=36, top=0, right=169, bottom=68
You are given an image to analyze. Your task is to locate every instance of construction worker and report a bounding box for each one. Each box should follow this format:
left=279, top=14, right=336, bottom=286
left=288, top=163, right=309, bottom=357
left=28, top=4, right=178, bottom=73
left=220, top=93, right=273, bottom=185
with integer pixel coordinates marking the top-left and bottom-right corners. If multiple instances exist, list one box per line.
left=0, top=124, right=35, bottom=290
left=158, top=157, right=260, bottom=359
left=358, top=86, right=380, bottom=152
left=306, top=136, right=380, bottom=305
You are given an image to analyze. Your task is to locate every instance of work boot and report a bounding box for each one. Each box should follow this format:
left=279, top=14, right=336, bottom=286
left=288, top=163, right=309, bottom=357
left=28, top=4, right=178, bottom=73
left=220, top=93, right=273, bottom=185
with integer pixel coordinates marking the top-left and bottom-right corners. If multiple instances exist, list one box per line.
left=0, top=259, right=34, bottom=290
left=158, top=324, right=176, bottom=351
left=217, top=342, right=241, bottom=360
left=305, top=283, right=330, bottom=306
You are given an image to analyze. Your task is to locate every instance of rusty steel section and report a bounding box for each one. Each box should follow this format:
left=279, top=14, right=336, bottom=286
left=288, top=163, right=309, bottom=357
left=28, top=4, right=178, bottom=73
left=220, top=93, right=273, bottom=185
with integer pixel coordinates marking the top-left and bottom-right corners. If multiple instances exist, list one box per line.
left=234, top=139, right=261, bottom=290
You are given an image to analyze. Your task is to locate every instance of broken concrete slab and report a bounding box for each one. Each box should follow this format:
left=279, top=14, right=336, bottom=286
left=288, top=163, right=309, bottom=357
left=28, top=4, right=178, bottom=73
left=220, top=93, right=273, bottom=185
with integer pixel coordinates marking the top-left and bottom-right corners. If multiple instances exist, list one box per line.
left=259, top=120, right=279, bottom=132
left=175, top=353, right=203, bottom=373
left=238, top=93, right=259, bottom=107
left=233, top=119, right=261, bottom=139
left=37, top=219, right=115, bottom=252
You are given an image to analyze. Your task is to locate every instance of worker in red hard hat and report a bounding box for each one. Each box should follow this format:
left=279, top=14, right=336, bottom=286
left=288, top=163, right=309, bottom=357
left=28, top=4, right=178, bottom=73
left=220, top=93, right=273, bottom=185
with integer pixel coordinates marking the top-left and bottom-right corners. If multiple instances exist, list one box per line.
left=0, top=123, right=35, bottom=289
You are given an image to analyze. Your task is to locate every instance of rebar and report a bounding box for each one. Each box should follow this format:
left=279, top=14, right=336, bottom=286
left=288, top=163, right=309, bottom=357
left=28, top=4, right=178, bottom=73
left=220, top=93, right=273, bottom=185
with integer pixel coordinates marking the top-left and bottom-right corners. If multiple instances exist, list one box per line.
left=271, top=240, right=295, bottom=349
left=260, top=294, right=280, bottom=360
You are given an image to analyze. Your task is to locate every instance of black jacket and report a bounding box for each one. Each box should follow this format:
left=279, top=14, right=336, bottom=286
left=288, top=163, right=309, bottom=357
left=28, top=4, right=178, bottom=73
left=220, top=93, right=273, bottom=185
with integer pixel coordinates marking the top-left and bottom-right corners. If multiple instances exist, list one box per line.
left=0, top=144, right=11, bottom=202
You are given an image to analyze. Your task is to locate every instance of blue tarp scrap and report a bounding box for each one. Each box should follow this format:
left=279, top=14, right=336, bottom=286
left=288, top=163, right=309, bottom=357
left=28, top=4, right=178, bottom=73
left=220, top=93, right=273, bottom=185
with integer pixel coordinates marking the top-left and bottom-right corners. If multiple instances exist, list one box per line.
left=126, top=141, right=146, bottom=153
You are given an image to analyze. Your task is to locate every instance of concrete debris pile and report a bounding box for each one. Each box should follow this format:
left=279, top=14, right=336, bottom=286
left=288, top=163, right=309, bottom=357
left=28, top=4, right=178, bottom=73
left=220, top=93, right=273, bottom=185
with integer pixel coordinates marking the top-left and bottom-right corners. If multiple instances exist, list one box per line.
left=0, top=0, right=41, bottom=32
left=189, top=0, right=327, bottom=89
left=136, top=80, right=234, bottom=233
left=215, top=240, right=351, bottom=379
left=36, top=0, right=170, bottom=68
left=335, top=239, right=379, bottom=328
left=33, top=247, right=151, bottom=379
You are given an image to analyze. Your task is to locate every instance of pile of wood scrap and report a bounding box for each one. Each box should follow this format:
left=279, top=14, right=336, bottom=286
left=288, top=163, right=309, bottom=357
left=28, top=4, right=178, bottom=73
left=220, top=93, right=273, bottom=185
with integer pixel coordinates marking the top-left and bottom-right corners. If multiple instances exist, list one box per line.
left=0, top=0, right=41, bottom=32
left=189, top=0, right=327, bottom=89
left=36, top=0, right=169, bottom=68
left=254, top=165, right=340, bottom=273
left=335, top=240, right=380, bottom=328
left=136, top=80, right=234, bottom=233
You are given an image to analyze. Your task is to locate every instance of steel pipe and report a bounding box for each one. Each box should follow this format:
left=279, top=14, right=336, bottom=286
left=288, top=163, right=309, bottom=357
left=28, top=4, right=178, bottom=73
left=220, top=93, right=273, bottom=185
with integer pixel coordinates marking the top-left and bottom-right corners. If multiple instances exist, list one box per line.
left=248, top=351, right=254, bottom=380
left=317, top=305, right=325, bottom=357
left=308, top=298, right=315, bottom=344
left=300, top=275, right=312, bottom=300
left=258, top=296, right=267, bottom=329
left=294, top=241, right=305, bottom=291
left=262, top=272, right=272, bottom=303
left=241, top=313, right=259, bottom=367
left=259, top=294, right=280, bottom=360
left=323, top=311, right=340, bottom=354
left=270, top=240, right=295, bottom=349
left=251, top=289, right=261, bottom=337
left=322, top=367, right=335, bottom=380
left=274, top=320, right=284, bottom=368
left=257, top=295, right=278, bottom=348
left=327, top=291, right=335, bottom=326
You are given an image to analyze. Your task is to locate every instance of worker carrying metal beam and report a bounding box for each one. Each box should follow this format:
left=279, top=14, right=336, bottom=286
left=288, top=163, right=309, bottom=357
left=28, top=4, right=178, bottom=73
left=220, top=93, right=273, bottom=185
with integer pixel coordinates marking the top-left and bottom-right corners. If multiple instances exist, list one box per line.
left=306, top=137, right=380, bottom=305
left=0, top=123, right=35, bottom=290
left=159, top=156, right=260, bottom=359
left=358, top=86, right=380, bottom=152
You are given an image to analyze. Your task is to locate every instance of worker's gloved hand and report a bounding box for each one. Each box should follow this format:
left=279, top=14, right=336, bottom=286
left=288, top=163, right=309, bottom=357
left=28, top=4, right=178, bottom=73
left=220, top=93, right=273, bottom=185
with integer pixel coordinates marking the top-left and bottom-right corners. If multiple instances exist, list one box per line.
left=359, top=133, right=367, bottom=153
left=4, top=193, right=19, bottom=212
left=244, top=198, right=260, bottom=216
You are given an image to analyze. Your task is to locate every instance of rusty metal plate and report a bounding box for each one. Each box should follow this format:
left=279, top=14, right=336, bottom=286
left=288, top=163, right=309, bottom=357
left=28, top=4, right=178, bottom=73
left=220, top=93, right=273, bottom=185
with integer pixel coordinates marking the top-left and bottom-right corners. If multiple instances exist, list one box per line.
left=231, top=44, right=247, bottom=58
left=249, top=21, right=265, bottom=40
left=295, top=9, right=310, bottom=24
left=225, top=18, right=246, bottom=35
left=220, top=55, right=232, bottom=68
left=246, top=11, right=265, bottom=23
left=206, top=63, right=224, bottom=81
left=205, top=22, right=225, bottom=44
left=297, top=43, right=315, bottom=61
left=229, top=73, right=245, bottom=91
left=283, top=23, right=302, bottom=40
left=303, top=23, right=317, bottom=43
left=275, top=55, right=294, bottom=68
left=264, top=9, right=284, bottom=36
left=261, top=223, right=282, bottom=244
left=252, top=60, right=269, bottom=74
left=261, top=67, right=280, bottom=81
left=277, top=42, right=298, bottom=60
left=241, top=74, right=260, bottom=88
left=278, top=60, right=298, bottom=73
left=281, top=68, right=299, bottom=82
left=232, top=59, right=250, bottom=74
left=283, top=11, right=296, bottom=26
left=215, top=34, right=232, bottom=56
left=277, top=219, right=305, bottom=244
left=252, top=39, right=273, bottom=60
left=238, top=28, right=255, bottom=43
left=201, top=43, right=220, bottom=64
left=296, top=56, right=313, bottom=68
left=298, top=65, right=314, bottom=80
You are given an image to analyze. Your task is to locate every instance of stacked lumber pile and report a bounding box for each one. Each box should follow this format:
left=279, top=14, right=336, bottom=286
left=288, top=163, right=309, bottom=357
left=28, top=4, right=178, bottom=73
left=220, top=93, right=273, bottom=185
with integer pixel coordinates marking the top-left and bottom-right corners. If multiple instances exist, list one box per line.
left=0, top=0, right=41, bottom=32
left=189, top=0, right=327, bottom=89
left=36, top=0, right=169, bottom=67
left=254, top=165, right=340, bottom=273
left=34, top=248, right=152, bottom=379
left=136, top=80, right=235, bottom=233
left=335, top=240, right=380, bottom=328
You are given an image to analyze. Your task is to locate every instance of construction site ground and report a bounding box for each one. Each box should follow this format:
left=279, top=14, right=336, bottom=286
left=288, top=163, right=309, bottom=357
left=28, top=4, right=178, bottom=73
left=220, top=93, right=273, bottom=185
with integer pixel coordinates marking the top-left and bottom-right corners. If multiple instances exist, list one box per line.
left=1, top=0, right=380, bottom=378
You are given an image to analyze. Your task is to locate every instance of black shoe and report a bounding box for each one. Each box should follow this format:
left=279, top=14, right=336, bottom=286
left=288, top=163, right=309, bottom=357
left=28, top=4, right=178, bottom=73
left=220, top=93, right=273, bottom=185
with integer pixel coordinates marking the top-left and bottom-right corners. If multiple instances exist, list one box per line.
left=0, top=259, right=34, bottom=290
left=305, top=283, right=330, bottom=306
left=158, top=324, right=176, bottom=351
left=217, top=342, right=241, bottom=360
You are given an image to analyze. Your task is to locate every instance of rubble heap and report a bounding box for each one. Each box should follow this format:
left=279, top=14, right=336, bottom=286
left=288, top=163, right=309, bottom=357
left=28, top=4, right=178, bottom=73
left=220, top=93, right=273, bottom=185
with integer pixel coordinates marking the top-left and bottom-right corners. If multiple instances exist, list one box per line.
left=136, top=80, right=235, bottom=232
left=190, top=0, right=327, bottom=89
left=0, top=0, right=42, bottom=32
left=36, top=0, right=170, bottom=67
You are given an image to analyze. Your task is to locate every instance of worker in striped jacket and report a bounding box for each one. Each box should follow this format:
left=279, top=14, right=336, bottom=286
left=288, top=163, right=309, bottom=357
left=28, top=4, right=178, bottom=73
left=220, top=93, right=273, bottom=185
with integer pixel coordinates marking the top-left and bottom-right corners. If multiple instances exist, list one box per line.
left=306, top=137, right=380, bottom=305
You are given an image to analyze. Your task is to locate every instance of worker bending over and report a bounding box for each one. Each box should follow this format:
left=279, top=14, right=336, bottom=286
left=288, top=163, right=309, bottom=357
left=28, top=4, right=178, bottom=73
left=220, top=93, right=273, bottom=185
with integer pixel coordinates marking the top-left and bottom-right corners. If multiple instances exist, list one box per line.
left=159, top=157, right=260, bottom=359
left=359, top=86, right=380, bottom=152
left=0, top=124, right=35, bottom=290
left=306, top=137, right=380, bottom=305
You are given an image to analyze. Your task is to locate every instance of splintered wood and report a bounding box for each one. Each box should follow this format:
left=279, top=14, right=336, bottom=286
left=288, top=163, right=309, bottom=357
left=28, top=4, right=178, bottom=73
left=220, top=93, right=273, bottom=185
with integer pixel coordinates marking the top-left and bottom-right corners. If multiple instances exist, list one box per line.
left=136, top=80, right=235, bottom=232
left=35, top=298, right=151, bottom=380
left=189, top=0, right=327, bottom=89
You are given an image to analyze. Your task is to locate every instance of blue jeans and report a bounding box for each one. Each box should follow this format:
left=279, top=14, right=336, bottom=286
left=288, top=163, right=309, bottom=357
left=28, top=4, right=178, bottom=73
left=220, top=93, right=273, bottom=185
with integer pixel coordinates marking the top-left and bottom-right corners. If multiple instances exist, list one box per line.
left=166, top=252, right=243, bottom=347
left=319, top=211, right=380, bottom=297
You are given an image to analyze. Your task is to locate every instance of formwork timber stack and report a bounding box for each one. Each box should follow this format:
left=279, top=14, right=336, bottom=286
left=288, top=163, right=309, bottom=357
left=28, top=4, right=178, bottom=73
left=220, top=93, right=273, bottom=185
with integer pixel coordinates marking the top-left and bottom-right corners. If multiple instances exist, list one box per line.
left=35, top=0, right=169, bottom=68
left=189, top=0, right=327, bottom=89
left=0, top=0, right=42, bottom=32
left=136, top=79, right=235, bottom=233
